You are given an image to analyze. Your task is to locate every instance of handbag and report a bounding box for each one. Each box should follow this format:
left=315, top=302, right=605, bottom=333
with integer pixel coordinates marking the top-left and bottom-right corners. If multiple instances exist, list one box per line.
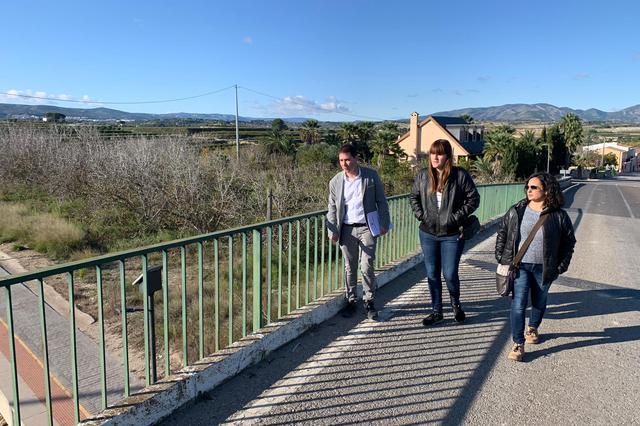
left=460, top=215, right=481, bottom=240
left=496, top=214, right=547, bottom=297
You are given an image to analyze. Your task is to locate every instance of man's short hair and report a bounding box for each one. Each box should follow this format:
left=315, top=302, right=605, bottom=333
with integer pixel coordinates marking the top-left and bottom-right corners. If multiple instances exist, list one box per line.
left=338, top=144, right=357, bottom=157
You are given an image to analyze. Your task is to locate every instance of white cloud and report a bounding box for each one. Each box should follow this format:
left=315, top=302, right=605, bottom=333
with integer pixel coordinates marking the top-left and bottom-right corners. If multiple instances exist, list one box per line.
left=0, top=89, right=51, bottom=104
left=243, top=36, right=253, bottom=44
left=573, top=73, right=590, bottom=80
left=0, top=88, right=102, bottom=106
left=264, top=95, right=350, bottom=116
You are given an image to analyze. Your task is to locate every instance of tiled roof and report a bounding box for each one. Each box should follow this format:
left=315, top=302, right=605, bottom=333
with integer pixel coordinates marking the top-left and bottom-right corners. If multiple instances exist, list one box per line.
left=430, top=116, right=468, bottom=126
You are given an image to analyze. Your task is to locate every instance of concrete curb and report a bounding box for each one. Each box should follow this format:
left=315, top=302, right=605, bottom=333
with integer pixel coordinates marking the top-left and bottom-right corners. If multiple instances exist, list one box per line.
left=80, top=250, right=424, bottom=426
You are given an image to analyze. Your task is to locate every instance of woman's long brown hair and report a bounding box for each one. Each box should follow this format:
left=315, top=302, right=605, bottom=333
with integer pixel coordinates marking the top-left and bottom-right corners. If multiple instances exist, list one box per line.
left=428, top=139, right=453, bottom=193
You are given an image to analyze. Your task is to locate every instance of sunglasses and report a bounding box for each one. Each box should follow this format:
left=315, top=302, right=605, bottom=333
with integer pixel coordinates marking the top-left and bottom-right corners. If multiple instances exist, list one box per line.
left=525, top=185, right=541, bottom=190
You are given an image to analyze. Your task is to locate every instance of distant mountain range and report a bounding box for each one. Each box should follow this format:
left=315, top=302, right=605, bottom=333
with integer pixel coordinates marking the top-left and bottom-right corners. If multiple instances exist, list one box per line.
left=431, top=103, right=640, bottom=123
left=0, top=103, right=310, bottom=123
left=2, top=102, right=640, bottom=124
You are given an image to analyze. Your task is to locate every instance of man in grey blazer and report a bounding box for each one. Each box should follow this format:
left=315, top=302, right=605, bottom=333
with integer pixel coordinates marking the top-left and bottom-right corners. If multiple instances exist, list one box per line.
left=327, top=144, right=390, bottom=320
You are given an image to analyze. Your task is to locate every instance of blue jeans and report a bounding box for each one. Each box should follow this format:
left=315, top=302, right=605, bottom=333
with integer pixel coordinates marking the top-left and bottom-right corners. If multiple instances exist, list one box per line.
left=419, top=230, right=465, bottom=313
left=510, top=263, right=550, bottom=344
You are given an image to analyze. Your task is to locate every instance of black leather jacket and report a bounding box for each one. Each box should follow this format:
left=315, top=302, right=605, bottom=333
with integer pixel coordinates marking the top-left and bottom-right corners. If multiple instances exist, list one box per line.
left=410, top=167, right=480, bottom=236
left=495, top=199, right=577, bottom=284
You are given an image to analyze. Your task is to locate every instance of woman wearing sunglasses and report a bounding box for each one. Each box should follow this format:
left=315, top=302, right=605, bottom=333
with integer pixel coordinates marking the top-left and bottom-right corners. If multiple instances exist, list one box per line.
left=410, top=139, right=480, bottom=327
left=495, top=172, right=576, bottom=361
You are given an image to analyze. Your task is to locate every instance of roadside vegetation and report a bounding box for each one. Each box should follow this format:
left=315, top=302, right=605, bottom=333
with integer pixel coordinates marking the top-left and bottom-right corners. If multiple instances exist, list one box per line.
left=0, top=202, right=84, bottom=257
left=0, top=113, right=604, bottom=261
left=0, top=113, right=606, bottom=373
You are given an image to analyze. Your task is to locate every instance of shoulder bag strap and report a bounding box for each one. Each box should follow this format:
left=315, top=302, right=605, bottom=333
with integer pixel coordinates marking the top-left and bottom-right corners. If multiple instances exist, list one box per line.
left=512, top=214, right=548, bottom=267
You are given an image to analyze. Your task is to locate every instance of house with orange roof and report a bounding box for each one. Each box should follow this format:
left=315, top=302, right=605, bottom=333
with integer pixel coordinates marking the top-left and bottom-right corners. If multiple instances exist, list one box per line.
left=397, top=112, right=485, bottom=165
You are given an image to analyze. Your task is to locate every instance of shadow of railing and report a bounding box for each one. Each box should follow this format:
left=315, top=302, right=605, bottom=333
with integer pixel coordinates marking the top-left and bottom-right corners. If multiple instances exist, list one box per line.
left=159, top=251, right=639, bottom=425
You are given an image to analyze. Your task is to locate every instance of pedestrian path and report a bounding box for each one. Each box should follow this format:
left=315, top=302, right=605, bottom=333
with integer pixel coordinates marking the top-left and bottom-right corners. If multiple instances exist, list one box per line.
left=0, top=318, right=86, bottom=426
left=161, top=232, right=640, bottom=425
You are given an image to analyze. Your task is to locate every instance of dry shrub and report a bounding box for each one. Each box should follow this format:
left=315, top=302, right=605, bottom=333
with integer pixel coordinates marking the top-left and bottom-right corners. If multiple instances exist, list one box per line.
left=0, top=202, right=85, bottom=258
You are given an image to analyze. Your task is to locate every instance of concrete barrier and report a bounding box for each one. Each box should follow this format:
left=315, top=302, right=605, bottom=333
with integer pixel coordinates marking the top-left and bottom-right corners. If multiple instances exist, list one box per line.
left=558, top=176, right=573, bottom=189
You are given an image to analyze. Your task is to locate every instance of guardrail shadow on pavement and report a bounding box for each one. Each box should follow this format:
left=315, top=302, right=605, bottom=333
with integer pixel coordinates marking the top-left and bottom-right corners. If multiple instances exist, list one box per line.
left=163, top=240, right=638, bottom=424
left=160, top=258, right=518, bottom=425
left=163, top=245, right=637, bottom=424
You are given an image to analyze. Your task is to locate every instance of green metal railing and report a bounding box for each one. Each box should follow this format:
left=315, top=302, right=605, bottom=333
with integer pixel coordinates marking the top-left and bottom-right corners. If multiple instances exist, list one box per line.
left=0, top=183, right=523, bottom=426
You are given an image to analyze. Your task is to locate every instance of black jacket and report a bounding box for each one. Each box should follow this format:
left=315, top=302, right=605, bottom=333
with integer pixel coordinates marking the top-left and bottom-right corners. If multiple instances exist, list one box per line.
left=410, top=167, right=480, bottom=236
left=495, top=199, right=577, bottom=285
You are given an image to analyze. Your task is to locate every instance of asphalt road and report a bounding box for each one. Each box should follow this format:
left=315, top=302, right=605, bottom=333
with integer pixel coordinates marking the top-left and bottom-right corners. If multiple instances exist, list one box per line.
left=160, top=176, right=640, bottom=425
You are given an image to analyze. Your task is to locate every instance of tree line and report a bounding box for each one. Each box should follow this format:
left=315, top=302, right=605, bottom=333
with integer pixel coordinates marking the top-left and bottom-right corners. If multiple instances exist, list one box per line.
left=0, top=113, right=593, bottom=259
left=471, top=113, right=590, bottom=182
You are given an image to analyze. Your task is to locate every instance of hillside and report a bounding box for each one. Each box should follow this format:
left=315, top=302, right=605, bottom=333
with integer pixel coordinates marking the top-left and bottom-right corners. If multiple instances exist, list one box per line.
left=3, top=102, right=640, bottom=124
left=431, top=103, right=640, bottom=123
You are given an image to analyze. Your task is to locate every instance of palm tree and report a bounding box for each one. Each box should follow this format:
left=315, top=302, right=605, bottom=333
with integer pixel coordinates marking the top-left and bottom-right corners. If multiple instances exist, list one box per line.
left=483, top=130, right=514, bottom=161
left=535, top=127, right=552, bottom=172
left=355, top=122, right=375, bottom=145
left=338, top=123, right=359, bottom=144
left=519, top=130, right=535, bottom=146
left=354, top=122, right=375, bottom=162
left=370, top=122, right=405, bottom=167
left=459, top=114, right=474, bottom=124
left=471, top=157, right=496, bottom=183
left=299, top=119, right=321, bottom=145
left=323, top=130, right=341, bottom=146
left=265, top=127, right=294, bottom=155
left=483, top=129, right=515, bottom=175
left=559, top=113, right=583, bottom=154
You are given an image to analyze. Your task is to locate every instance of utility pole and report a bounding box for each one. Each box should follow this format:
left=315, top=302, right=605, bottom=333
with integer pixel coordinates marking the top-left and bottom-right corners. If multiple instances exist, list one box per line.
left=235, top=84, right=240, bottom=160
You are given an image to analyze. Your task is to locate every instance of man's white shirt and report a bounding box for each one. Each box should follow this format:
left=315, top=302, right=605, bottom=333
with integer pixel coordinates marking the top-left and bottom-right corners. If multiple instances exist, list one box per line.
left=342, top=169, right=366, bottom=225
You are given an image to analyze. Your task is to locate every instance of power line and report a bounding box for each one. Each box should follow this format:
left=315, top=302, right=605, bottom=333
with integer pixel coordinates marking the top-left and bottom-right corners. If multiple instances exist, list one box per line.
left=239, top=86, right=388, bottom=122
left=2, top=84, right=391, bottom=121
left=0, top=85, right=236, bottom=105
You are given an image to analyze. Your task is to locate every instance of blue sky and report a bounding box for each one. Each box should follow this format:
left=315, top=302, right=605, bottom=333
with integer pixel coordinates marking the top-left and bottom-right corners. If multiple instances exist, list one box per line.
left=1, top=0, right=639, bottom=121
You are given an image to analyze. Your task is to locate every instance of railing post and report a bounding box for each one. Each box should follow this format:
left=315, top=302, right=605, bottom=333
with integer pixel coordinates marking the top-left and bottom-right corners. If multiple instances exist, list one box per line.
left=252, top=228, right=263, bottom=332
left=267, top=188, right=273, bottom=221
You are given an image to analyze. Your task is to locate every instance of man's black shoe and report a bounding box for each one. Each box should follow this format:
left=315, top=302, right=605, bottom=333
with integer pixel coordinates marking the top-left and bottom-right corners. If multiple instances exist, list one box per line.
left=341, top=300, right=357, bottom=318
left=452, top=304, right=466, bottom=323
left=365, top=301, right=378, bottom=321
left=422, top=312, right=443, bottom=327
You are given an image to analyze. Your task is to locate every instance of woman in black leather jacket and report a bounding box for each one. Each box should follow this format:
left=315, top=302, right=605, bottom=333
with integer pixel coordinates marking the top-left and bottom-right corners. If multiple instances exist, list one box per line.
left=495, top=172, right=576, bottom=361
left=410, top=139, right=480, bottom=327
